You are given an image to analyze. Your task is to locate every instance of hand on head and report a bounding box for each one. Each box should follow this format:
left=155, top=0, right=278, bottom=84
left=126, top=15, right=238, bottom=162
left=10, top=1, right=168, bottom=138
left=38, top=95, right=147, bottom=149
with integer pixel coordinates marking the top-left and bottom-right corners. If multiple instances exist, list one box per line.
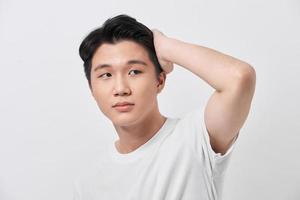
left=152, top=28, right=174, bottom=74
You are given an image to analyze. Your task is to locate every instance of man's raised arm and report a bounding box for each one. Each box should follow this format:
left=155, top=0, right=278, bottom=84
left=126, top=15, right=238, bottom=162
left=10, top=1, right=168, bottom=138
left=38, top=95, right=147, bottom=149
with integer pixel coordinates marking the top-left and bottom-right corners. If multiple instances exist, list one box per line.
left=152, top=29, right=256, bottom=155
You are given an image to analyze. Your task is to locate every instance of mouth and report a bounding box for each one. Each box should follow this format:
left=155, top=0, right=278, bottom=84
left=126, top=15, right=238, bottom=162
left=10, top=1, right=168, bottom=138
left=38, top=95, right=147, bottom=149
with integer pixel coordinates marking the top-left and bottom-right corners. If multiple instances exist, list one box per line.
left=113, top=104, right=135, bottom=112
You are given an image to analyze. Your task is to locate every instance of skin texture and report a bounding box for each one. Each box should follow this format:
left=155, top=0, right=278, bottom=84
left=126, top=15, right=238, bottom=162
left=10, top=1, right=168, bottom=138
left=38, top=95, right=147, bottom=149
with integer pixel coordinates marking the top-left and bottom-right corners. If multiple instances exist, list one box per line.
left=90, top=40, right=167, bottom=154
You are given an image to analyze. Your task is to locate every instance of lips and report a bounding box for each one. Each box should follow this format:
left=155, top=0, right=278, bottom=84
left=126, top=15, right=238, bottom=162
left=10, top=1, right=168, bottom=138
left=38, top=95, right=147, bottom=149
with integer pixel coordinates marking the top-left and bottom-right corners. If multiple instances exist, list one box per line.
left=113, top=102, right=135, bottom=112
left=113, top=102, right=135, bottom=107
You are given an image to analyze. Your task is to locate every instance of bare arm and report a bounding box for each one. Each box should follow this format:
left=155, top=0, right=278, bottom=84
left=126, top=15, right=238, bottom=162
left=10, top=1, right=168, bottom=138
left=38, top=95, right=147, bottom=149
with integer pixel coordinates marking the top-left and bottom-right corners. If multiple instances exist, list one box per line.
left=153, top=29, right=256, bottom=155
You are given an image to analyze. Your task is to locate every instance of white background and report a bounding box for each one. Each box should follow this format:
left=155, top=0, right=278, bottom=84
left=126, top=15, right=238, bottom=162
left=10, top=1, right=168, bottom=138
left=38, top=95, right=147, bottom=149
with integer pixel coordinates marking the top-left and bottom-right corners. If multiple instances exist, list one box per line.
left=1, top=0, right=299, bottom=199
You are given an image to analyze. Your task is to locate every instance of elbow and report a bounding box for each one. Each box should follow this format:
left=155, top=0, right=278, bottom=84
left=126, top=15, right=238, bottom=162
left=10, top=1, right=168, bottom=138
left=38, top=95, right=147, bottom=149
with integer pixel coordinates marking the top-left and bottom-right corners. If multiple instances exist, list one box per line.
left=234, top=64, right=256, bottom=91
left=237, top=64, right=256, bottom=84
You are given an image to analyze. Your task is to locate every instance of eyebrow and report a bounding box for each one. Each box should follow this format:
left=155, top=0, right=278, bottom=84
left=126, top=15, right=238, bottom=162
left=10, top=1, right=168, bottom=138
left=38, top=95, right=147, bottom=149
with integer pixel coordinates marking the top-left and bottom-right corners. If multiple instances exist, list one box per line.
left=93, top=60, right=148, bottom=72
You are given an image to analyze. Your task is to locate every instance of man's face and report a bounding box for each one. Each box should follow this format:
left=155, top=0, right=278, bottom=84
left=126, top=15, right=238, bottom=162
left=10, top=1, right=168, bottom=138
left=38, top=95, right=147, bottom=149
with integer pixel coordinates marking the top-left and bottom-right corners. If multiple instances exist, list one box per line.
left=90, top=40, right=166, bottom=127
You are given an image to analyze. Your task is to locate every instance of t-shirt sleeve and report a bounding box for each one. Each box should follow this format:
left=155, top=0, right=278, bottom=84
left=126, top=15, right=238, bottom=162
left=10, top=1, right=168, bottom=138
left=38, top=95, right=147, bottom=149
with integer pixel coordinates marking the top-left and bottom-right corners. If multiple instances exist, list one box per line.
left=180, top=106, right=239, bottom=178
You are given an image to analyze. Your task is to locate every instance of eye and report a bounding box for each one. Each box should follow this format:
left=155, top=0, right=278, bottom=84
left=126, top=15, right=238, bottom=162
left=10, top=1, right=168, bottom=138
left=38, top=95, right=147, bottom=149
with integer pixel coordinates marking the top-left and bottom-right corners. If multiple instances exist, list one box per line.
left=98, top=73, right=112, bottom=79
left=129, top=70, right=142, bottom=76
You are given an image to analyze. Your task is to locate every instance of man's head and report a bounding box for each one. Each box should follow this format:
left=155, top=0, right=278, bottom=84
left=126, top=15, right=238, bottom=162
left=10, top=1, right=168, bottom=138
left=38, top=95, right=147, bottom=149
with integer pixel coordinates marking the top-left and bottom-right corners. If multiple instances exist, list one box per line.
left=79, top=14, right=164, bottom=89
left=78, top=14, right=166, bottom=126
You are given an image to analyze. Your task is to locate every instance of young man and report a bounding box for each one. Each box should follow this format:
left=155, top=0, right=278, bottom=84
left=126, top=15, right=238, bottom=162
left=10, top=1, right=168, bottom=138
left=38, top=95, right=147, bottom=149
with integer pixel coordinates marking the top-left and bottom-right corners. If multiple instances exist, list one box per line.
left=74, top=14, right=256, bottom=200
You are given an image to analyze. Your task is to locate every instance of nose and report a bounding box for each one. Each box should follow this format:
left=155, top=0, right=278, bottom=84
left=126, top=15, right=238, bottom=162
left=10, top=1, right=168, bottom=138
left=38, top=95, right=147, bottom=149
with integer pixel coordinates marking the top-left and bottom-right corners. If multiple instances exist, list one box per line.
left=113, top=75, right=131, bottom=96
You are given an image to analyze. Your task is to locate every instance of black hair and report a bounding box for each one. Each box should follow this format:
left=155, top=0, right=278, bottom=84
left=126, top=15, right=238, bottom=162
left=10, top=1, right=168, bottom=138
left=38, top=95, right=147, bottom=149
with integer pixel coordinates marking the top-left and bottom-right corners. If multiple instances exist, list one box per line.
left=79, top=14, right=163, bottom=89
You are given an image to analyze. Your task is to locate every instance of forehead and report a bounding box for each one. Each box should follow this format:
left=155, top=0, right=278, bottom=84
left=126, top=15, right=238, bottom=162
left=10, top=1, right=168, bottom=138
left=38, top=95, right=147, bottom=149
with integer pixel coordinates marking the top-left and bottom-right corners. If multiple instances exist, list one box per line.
left=91, top=40, right=151, bottom=70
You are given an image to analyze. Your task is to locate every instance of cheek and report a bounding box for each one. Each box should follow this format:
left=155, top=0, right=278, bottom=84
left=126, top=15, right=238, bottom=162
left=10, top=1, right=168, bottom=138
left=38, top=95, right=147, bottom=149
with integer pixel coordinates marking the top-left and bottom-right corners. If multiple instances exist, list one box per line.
left=92, top=86, right=111, bottom=110
left=134, top=79, right=158, bottom=101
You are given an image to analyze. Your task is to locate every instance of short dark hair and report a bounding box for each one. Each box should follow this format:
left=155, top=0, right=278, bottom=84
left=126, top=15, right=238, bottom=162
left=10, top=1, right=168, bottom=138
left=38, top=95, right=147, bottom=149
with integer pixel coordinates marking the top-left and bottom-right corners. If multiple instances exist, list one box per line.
left=79, top=14, right=163, bottom=89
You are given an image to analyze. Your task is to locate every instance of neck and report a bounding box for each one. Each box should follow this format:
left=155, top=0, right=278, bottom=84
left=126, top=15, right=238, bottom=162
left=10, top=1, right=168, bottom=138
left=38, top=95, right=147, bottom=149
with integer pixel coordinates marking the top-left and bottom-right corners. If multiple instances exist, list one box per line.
left=113, top=110, right=167, bottom=154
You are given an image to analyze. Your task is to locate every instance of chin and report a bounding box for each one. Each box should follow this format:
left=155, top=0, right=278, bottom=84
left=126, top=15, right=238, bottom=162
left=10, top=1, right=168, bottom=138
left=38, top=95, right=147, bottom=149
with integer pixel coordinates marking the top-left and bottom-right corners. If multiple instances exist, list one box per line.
left=110, top=113, right=141, bottom=127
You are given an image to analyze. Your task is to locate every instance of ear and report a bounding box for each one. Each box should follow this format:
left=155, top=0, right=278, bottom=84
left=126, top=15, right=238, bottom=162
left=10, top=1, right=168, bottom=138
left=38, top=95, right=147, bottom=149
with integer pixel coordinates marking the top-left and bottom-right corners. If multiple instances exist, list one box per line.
left=157, top=71, right=166, bottom=94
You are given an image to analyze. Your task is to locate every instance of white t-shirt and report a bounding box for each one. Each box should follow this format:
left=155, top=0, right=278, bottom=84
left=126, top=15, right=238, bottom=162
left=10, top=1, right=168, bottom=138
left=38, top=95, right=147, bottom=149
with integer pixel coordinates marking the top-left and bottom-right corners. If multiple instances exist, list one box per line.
left=73, top=106, right=239, bottom=200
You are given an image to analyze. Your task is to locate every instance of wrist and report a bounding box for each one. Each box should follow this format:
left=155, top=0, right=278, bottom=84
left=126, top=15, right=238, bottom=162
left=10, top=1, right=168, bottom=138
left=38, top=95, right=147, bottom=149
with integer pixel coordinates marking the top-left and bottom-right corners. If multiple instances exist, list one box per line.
left=159, top=36, right=174, bottom=62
